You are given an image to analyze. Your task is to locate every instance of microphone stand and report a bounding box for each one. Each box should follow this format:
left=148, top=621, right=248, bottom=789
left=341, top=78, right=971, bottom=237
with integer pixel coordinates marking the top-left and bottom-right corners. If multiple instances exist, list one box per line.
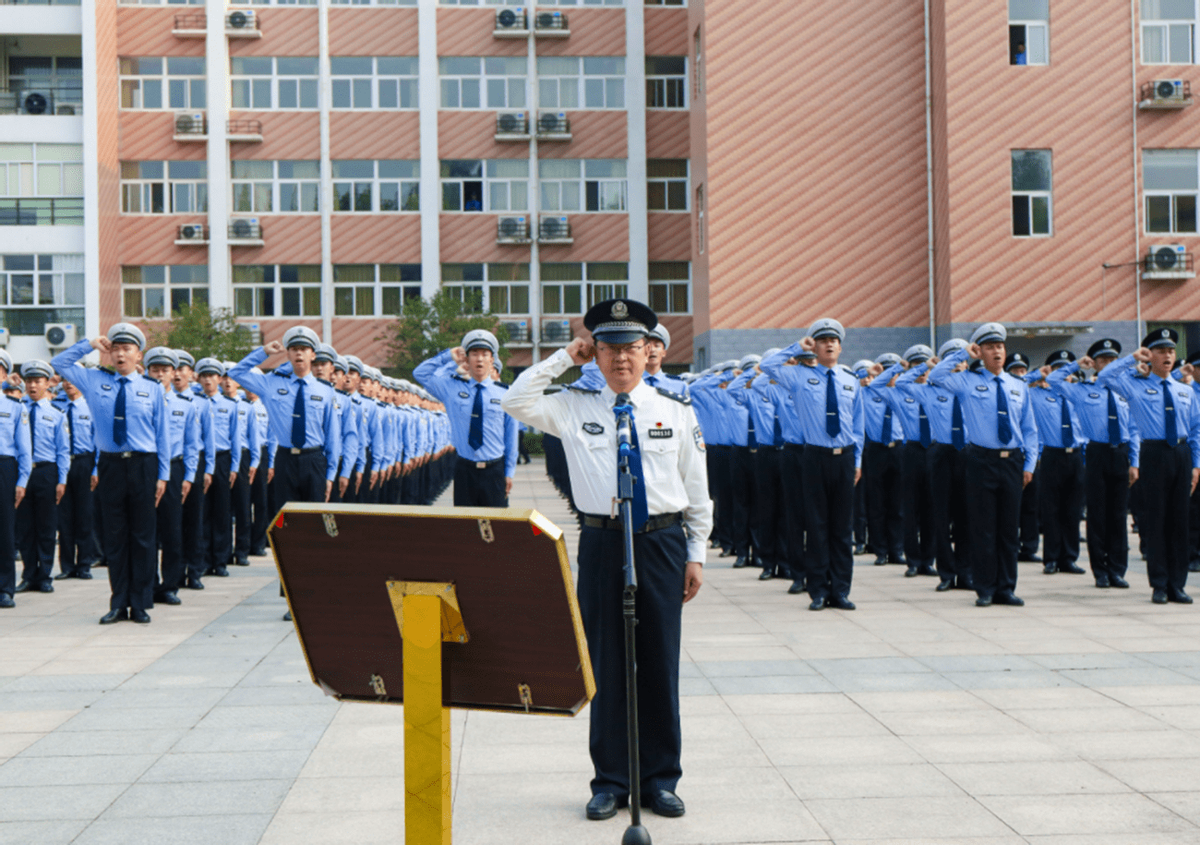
left=614, top=393, right=651, bottom=845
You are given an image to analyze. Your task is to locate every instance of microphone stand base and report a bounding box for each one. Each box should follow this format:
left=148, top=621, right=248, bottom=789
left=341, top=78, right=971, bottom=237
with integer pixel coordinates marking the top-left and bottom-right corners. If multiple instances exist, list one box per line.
left=622, top=823, right=653, bottom=845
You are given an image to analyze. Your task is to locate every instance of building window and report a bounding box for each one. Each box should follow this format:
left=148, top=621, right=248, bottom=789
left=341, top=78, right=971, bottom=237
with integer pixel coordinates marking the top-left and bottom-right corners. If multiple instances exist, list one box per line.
left=440, top=159, right=528, bottom=212
left=647, top=159, right=688, bottom=211
left=119, top=57, right=205, bottom=109
left=1011, top=150, right=1052, bottom=237
left=439, top=0, right=523, bottom=5
left=541, top=262, right=627, bottom=314
left=439, top=57, right=526, bottom=109
left=648, top=261, right=690, bottom=314
left=333, top=160, right=419, bottom=212
left=538, top=0, right=624, bottom=5
left=1145, top=149, right=1198, bottom=233
left=8, top=56, right=83, bottom=113
left=693, top=28, right=702, bottom=98
left=121, top=264, right=208, bottom=319
left=331, top=57, right=418, bottom=109
left=0, top=143, right=83, bottom=198
left=536, top=57, right=624, bottom=109
left=645, top=0, right=685, bottom=5
left=1142, top=0, right=1195, bottom=64
left=118, top=0, right=202, bottom=5
left=1008, top=0, right=1048, bottom=65
left=232, top=265, right=321, bottom=317
left=539, top=159, right=627, bottom=212
left=231, top=160, right=320, bottom=213
left=440, top=263, right=530, bottom=315
left=120, top=161, right=207, bottom=214
left=696, top=185, right=704, bottom=252
left=334, top=264, right=421, bottom=316
left=646, top=56, right=686, bottom=108
left=231, top=58, right=318, bottom=110
left=0, top=254, right=84, bottom=336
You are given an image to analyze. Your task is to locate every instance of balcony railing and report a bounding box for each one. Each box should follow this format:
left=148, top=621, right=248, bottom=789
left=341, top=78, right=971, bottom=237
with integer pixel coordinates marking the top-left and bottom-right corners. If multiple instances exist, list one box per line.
left=0, top=87, right=83, bottom=115
left=229, top=219, right=263, bottom=240
left=496, top=217, right=531, bottom=243
left=538, top=217, right=571, bottom=242
left=227, top=118, right=263, bottom=139
left=495, top=112, right=530, bottom=137
left=0, top=198, right=84, bottom=226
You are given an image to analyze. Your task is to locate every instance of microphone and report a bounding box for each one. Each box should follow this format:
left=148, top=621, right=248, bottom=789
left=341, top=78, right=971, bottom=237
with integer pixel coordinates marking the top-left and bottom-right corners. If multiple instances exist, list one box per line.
left=614, top=392, right=633, bottom=460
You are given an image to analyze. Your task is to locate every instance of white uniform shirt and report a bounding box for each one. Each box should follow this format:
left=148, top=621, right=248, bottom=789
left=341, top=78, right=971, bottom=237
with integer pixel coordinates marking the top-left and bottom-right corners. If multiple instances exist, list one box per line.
left=502, top=349, right=713, bottom=562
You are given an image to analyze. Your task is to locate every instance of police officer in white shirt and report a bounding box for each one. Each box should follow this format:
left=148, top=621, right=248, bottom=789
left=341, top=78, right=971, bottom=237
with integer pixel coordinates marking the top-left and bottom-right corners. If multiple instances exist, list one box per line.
left=502, top=298, right=711, bottom=823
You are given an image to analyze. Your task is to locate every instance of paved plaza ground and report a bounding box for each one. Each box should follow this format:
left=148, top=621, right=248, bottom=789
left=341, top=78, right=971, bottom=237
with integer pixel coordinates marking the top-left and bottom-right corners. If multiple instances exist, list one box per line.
left=3, top=459, right=1200, bottom=844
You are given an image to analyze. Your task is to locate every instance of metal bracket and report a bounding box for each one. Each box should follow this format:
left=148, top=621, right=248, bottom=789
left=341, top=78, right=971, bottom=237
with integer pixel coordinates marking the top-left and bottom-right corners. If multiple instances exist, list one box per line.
left=369, top=674, right=387, bottom=697
left=322, top=513, right=338, bottom=538
left=518, top=683, right=532, bottom=712
left=478, top=519, right=494, bottom=543
left=387, top=581, right=470, bottom=644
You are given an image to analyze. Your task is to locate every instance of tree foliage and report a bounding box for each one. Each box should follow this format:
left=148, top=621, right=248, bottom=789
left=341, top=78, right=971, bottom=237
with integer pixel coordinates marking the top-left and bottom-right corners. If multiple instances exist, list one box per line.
left=381, top=291, right=510, bottom=379
left=148, top=303, right=254, bottom=362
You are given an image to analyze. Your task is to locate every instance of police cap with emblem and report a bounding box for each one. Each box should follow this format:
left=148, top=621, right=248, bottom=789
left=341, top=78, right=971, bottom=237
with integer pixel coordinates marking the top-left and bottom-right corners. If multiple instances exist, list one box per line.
left=344, top=355, right=363, bottom=375
left=20, top=359, right=53, bottom=380
left=174, top=349, right=196, bottom=369
left=739, top=353, right=761, bottom=371
left=938, top=338, right=969, bottom=358
left=462, top=329, right=500, bottom=358
left=970, top=322, right=1007, bottom=345
left=1004, top=352, right=1030, bottom=373
left=1045, top=349, right=1076, bottom=369
left=314, top=343, right=337, bottom=364
left=0, top=349, right=14, bottom=375
left=282, top=326, right=320, bottom=351
left=107, top=322, right=146, bottom=351
left=195, top=357, right=225, bottom=377
left=647, top=323, right=671, bottom=351
left=144, top=347, right=179, bottom=369
left=584, top=298, right=657, bottom=345
left=1087, top=338, right=1121, bottom=359
left=852, top=359, right=874, bottom=378
left=333, top=355, right=349, bottom=374
left=875, top=352, right=902, bottom=367
left=809, top=318, right=845, bottom=342
left=903, top=344, right=934, bottom=364
left=1143, top=327, right=1179, bottom=349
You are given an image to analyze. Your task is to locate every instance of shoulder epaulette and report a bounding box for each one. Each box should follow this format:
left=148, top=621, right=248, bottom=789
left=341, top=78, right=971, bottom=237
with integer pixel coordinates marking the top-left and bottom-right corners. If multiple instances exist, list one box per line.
left=543, top=386, right=564, bottom=395
left=316, top=377, right=332, bottom=387
left=144, top=374, right=158, bottom=384
left=565, top=385, right=601, bottom=395
left=176, top=392, right=192, bottom=402
left=493, top=381, right=509, bottom=389
left=99, top=367, right=114, bottom=375
left=451, top=373, right=470, bottom=383
left=273, top=370, right=288, bottom=377
left=657, top=387, right=692, bottom=405
left=6, top=395, right=20, bottom=404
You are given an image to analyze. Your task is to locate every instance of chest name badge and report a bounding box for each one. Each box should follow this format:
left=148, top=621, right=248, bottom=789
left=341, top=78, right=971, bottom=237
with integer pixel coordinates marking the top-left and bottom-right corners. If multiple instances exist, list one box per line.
left=808, top=378, right=820, bottom=385
left=582, top=422, right=604, bottom=435
left=843, top=384, right=853, bottom=391
left=101, top=384, right=112, bottom=391
left=310, top=395, right=323, bottom=402
left=490, top=397, right=502, bottom=405
left=458, top=392, right=469, bottom=399
left=136, top=391, right=150, bottom=398
left=1089, top=393, right=1101, bottom=399
left=975, top=385, right=989, bottom=392
left=277, top=388, right=289, bottom=395
left=648, top=428, right=673, bottom=439
left=173, top=410, right=185, bottom=417
left=1147, top=388, right=1159, bottom=395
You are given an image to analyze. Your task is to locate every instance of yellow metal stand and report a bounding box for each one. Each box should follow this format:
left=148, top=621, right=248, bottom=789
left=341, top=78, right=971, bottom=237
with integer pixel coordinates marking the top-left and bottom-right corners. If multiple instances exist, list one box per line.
left=387, top=581, right=469, bottom=845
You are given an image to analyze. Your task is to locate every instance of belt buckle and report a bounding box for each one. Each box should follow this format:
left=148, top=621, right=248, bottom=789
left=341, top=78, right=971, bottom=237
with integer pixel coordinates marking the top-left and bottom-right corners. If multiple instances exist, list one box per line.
left=290, top=448, right=301, bottom=455
left=832, top=447, right=843, bottom=455
left=887, top=442, right=895, bottom=448
left=121, top=451, right=132, bottom=459
left=999, top=450, right=1010, bottom=458
left=475, top=461, right=487, bottom=469
left=1065, top=447, right=1074, bottom=453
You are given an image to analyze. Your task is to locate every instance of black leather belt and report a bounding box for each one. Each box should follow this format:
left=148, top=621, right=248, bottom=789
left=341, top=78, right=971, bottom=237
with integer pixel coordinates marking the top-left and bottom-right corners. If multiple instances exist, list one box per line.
left=279, top=446, right=321, bottom=456
left=967, top=446, right=1023, bottom=459
left=807, top=445, right=851, bottom=455
left=70, top=453, right=92, bottom=462
left=458, top=456, right=503, bottom=469
left=783, top=442, right=805, bottom=452
left=101, top=451, right=151, bottom=459
left=869, top=440, right=901, bottom=448
left=1144, top=439, right=1184, bottom=447
left=581, top=512, right=683, bottom=534
left=1043, top=446, right=1078, bottom=454
left=170, top=456, right=183, bottom=464
left=32, top=461, right=54, bottom=468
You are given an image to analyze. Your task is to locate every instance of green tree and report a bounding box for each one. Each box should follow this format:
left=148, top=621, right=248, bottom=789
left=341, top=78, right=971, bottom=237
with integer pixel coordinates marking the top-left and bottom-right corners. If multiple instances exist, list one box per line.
left=149, top=303, right=254, bottom=362
left=380, top=291, right=509, bottom=379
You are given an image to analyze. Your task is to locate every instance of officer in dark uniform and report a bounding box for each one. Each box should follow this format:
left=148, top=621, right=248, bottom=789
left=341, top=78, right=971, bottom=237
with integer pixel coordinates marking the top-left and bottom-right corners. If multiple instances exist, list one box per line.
left=1030, top=350, right=1085, bottom=575
left=196, top=358, right=240, bottom=579
left=52, top=324, right=170, bottom=624
left=1005, top=352, right=1043, bottom=563
left=55, top=375, right=98, bottom=580
left=224, top=365, right=261, bottom=567
left=0, top=347, right=30, bottom=609
left=174, top=351, right=214, bottom=590
left=862, top=353, right=907, bottom=567
left=247, top=380, right=271, bottom=554
left=14, top=360, right=68, bottom=594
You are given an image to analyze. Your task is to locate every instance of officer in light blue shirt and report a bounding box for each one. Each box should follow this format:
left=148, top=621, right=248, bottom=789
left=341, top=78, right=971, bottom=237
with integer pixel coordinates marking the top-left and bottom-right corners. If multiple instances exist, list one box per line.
left=0, top=348, right=30, bottom=609
left=928, top=322, right=1039, bottom=607
left=760, top=318, right=865, bottom=611
left=14, top=360, right=68, bottom=594
left=173, top=350, right=215, bottom=591
left=225, top=364, right=261, bottom=568
left=746, top=352, right=791, bottom=582
left=643, top=324, right=687, bottom=395
left=197, top=358, right=241, bottom=580
left=1047, top=338, right=1139, bottom=588
left=689, top=361, right=744, bottom=564
left=247, top=380, right=272, bottom=555
left=51, top=324, right=170, bottom=625
left=1096, top=326, right=1200, bottom=604
left=1028, top=350, right=1086, bottom=576
left=55, top=374, right=100, bottom=581
left=414, top=329, right=518, bottom=507
left=763, top=349, right=811, bottom=594
left=861, top=353, right=907, bottom=568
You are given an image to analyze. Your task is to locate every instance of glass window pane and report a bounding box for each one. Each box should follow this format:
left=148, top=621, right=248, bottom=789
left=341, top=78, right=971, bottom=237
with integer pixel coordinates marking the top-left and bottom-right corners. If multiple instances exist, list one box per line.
left=647, top=182, right=665, bottom=210
left=1145, top=150, right=1198, bottom=190
left=168, top=79, right=186, bottom=109
left=1031, top=196, right=1050, bottom=234
left=1169, top=23, right=1193, bottom=63
left=282, top=288, right=300, bottom=316
left=489, top=182, right=509, bottom=211
left=1012, top=195, right=1031, bottom=236
left=439, top=57, right=479, bottom=76
left=231, top=79, right=251, bottom=109
left=355, top=183, right=372, bottom=211
left=378, top=79, right=398, bottom=108
left=442, top=182, right=462, bottom=211
left=540, top=78, right=558, bottom=108
left=300, top=79, right=318, bottom=108
left=379, top=160, right=419, bottom=178
left=646, top=56, right=686, bottom=75
left=486, top=78, right=507, bottom=108
left=277, top=58, right=318, bottom=76
left=1009, top=0, right=1048, bottom=19
left=563, top=285, right=582, bottom=313
left=606, top=78, right=624, bottom=108
left=667, top=182, right=686, bottom=210
left=378, top=57, right=418, bottom=76
left=252, top=79, right=272, bottom=107
left=1011, top=150, right=1051, bottom=191
left=461, top=79, right=481, bottom=109
left=1142, top=0, right=1195, bottom=18
left=1177, top=194, right=1197, bottom=232
left=648, top=284, right=668, bottom=314
left=584, top=78, right=604, bottom=108
left=382, top=287, right=400, bottom=315
left=36, top=164, right=61, bottom=195
left=356, top=286, right=373, bottom=314
left=441, top=80, right=459, bottom=108
left=332, top=79, right=351, bottom=108
left=335, top=287, right=353, bottom=315
left=170, top=287, right=191, bottom=315
left=145, top=287, right=165, bottom=317
left=334, top=182, right=351, bottom=211
left=399, top=79, right=418, bottom=108
left=562, top=181, right=580, bottom=210
left=1026, top=25, right=1047, bottom=63
left=508, top=77, right=526, bottom=108
left=278, top=80, right=298, bottom=109
left=584, top=57, right=624, bottom=75
left=191, top=79, right=206, bottom=108
left=124, top=289, right=143, bottom=318
left=331, top=57, right=372, bottom=75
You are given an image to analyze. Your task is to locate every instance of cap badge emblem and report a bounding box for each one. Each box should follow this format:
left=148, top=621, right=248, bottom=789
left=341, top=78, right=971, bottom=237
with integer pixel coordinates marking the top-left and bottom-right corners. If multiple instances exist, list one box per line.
left=611, top=301, right=628, bottom=319
left=1163, top=329, right=1170, bottom=337
left=1105, top=341, right=1112, bottom=348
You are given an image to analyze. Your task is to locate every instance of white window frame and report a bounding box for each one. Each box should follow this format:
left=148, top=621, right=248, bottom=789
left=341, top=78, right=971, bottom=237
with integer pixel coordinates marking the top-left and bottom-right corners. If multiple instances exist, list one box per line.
left=1011, top=149, right=1053, bottom=238
left=646, top=55, right=686, bottom=109
left=440, top=159, right=529, bottom=213
left=1144, top=149, right=1199, bottom=234
left=540, top=262, right=628, bottom=315
left=441, top=263, right=531, bottom=315
left=231, top=160, right=320, bottom=214
left=332, top=160, right=420, bottom=213
left=536, top=57, right=625, bottom=110
left=644, top=0, right=685, bottom=6
left=0, top=143, right=83, bottom=198
left=119, top=57, right=206, bottom=109
left=120, top=160, right=208, bottom=214
left=331, top=57, right=419, bottom=109
left=232, top=264, right=322, bottom=318
left=1141, top=0, right=1197, bottom=64
left=539, top=159, right=628, bottom=213
left=333, top=263, right=422, bottom=316
left=331, top=0, right=415, bottom=5
left=121, top=264, right=208, bottom=319
left=439, top=0, right=522, bottom=5
left=1008, top=0, right=1049, bottom=65
left=648, top=261, right=690, bottom=314
left=438, top=57, right=527, bottom=110
left=538, top=0, right=624, bottom=5
left=647, top=159, right=688, bottom=211
left=230, top=58, right=319, bottom=110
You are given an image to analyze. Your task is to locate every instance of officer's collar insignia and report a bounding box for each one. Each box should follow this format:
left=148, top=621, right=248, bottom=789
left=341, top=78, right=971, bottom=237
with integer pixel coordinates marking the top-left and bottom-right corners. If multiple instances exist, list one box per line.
left=611, top=301, right=628, bottom=320
left=582, top=422, right=604, bottom=435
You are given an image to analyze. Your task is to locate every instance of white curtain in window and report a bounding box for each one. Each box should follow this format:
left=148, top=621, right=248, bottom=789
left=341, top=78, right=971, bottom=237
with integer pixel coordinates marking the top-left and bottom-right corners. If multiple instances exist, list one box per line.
left=1144, top=149, right=1198, bottom=190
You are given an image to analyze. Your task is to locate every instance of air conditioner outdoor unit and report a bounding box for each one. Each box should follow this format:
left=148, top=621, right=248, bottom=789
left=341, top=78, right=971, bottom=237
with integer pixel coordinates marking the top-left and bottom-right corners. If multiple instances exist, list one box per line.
left=231, top=217, right=260, bottom=239
left=20, top=90, right=52, bottom=115
left=1152, top=79, right=1186, bottom=102
left=0, top=328, right=10, bottom=348
left=536, top=10, right=563, bottom=27
left=54, top=103, right=76, bottom=115
left=227, top=9, right=256, bottom=28
left=539, top=216, right=570, bottom=240
left=495, top=7, right=526, bottom=29
left=497, top=215, right=528, bottom=241
left=1150, top=244, right=1187, bottom=271
left=44, top=323, right=76, bottom=349
left=175, top=111, right=205, bottom=135
left=538, top=111, right=568, bottom=135
left=178, top=223, right=206, bottom=242
left=497, top=112, right=526, bottom=133
left=501, top=320, right=529, bottom=343
left=246, top=322, right=262, bottom=346
left=542, top=319, right=571, bottom=344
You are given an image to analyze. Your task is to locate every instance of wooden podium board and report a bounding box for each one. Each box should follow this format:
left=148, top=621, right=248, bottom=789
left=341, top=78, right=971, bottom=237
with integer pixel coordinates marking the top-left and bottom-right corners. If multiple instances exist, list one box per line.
left=269, top=504, right=595, bottom=844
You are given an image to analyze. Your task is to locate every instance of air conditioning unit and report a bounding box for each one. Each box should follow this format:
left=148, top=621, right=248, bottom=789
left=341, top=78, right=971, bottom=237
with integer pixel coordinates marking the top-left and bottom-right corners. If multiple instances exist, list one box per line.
left=539, top=216, right=571, bottom=241
left=501, top=320, right=530, bottom=344
left=178, top=223, right=207, bottom=243
left=1151, top=244, right=1186, bottom=270
left=537, top=111, right=569, bottom=137
left=44, top=323, right=76, bottom=349
left=542, top=319, right=572, bottom=344
left=1153, top=79, right=1185, bottom=102
left=246, top=322, right=263, bottom=346
left=226, top=9, right=256, bottom=29
left=536, top=10, right=563, bottom=28
left=495, top=7, right=526, bottom=30
left=496, top=111, right=527, bottom=134
left=19, top=90, right=52, bottom=115
left=174, top=111, right=205, bottom=135
left=230, top=217, right=260, bottom=239
left=54, top=103, right=76, bottom=116
left=496, top=215, right=529, bottom=243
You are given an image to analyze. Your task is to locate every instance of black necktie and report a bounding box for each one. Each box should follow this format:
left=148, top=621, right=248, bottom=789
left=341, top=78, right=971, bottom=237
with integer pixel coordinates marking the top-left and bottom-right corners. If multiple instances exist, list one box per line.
left=826, top=370, right=841, bottom=437
left=773, top=412, right=783, bottom=447
left=67, top=402, right=76, bottom=455
left=114, top=376, right=128, bottom=446
left=469, top=384, right=484, bottom=450
left=292, top=381, right=306, bottom=449
left=29, top=402, right=37, bottom=456
left=1060, top=396, right=1073, bottom=447
left=919, top=402, right=931, bottom=448
left=1165, top=379, right=1178, bottom=443
left=951, top=396, right=965, bottom=449
left=614, top=402, right=648, bottom=532
left=881, top=405, right=893, bottom=443
left=996, top=377, right=1012, bottom=444
left=1107, top=388, right=1121, bottom=444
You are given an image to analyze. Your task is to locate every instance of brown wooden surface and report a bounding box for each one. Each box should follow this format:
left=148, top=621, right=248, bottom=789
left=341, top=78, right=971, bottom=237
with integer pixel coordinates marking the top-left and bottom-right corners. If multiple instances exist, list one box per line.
left=269, top=504, right=593, bottom=716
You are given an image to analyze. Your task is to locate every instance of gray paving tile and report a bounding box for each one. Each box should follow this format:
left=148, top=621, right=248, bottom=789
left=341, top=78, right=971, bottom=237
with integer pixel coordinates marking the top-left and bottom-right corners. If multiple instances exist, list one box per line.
left=0, top=820, right=89, bottom=845
left=1136, top=651, right=1200, bottom=669
left=218, top=684, right=332, bottom=706
left=193, top=704, right=337, bottom=731
left=708, top=675, right=838, bottom=695
left=915, top=654, right=1044, bottom=673
left=171, top=727, right=328, bottom=754
left=86, top=688, right=229, bottom=711
left=946, top=670, right=1081, bottom=690
left=139, top=749, right=313, bottom=782
left=58, top=705, right=213, bottom=733
left=825, top=672, right=961, bottom=693
left=677, top=677, right=718, bottom=696
left=2, top=674, right=131, bottom=693
left=697, top=659, right=816, bottom=677
left=808, top=656, right=934, bottom=675
left=0, top=784, right=127, bottom=821
left=0, top=691, right=104, bottom=711
left=116, top=671, right=248, bottom=690
left=804, top=795, right=1013, bottom=839
left=19, top=730, right=185, bottom=758
left=0, top=754, right=158, bottom=788
left=979, top=792, right=1195, bottom=836
left=71, top=813, right=274, bottom=845
left=1059, top=667, right=1196, bottom=687
left=100, top=779, right=293, bottom=818
left=1026, top=653, right=1157, bottom=670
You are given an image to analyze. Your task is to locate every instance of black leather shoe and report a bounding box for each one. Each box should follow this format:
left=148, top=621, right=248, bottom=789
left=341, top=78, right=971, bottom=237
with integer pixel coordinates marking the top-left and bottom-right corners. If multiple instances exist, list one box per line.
left=904, top=565, right=919, bottom=577
left=976, top=594, right=994, bottom=607
left=1095, top=575, right=1111, bottom=588
left=283, top=610, right=293, bottom=621
left=732, top=555, right=748, bottom=569
left=585, top=792, right=627, bottom=820
left=99, top=608, right=128, bottom=624
left=719, top=547, right=733, bottom=557
left=1152, top=589, right=1169, bottom=604
left=210, top=566, right=229, bottom=577
left=787, top=580, right=806, bottom=595
left=1110, top=575, right=1129, bottom=589
left=185, top=577, right=204, bottom=590
left=853, top=544, right=866, bottom=556
left=1190, top=560, right=1200, bottom=573
left=38, top=582, right=53, bottom=593
left=130, top=608, right=151, bottom=623
left=1043, top=562, right=1057, bottom=574
left=0, top=593, right=13, bottom=608
left=956, top=577, right=976, bottom=591
left=874, top=555, right=888, bottom=566
left=828, top=594, right=856, bottom=610
left=889, top=556, right=907, bottom=565
left=1168, top=588, right=1194, bottom=604
left=53, top=571, right=76, bottom=580
left=154, top=591, right=182, bottom=606
left=234, top=556, right=250, bottom=567
left=249, top=547, right=267, bottom=557
left=809, top=596, right=826, bottom=611
left=936, top=578, right=954, bottom=592
left=993, top=592, right=1025, bottom=607
left=77, top=570, right=92, bottom=580
left=13, top=580, right=31, bottom=593
left=642, top=790, right=685, bottom=818
left=918, top=564, right=938, bottom=577
left=758, top=567, right=774, bottom=581
left=1019, top=553, right=1042, bottom=563
left=1059, top=562, right=1085, bottom=574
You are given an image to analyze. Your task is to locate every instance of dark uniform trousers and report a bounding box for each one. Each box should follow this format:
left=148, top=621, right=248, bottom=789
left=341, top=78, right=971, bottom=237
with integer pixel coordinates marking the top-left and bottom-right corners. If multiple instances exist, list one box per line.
left=853, top=472, right=867, bottom=549
left=251, top=446, right=270, bottom=551
left=902, top=441, right=935, bottom=567
left=730, top=445, right=756, bottom=558
left=97, top=451, right=158, bottom=612
left=232, top=449, right=253, bottom=561
left=863, top=440, right=904, bottom=560
left=1019, top=466, right=1041, bottom=558
left=928, top=443, right=970, bottom=584
left=359, top=449, right=379, bottom=505
left=155, top=457, right=185, bottom=593
left=803, top=447, right=855, bottom=600
left=1138, top=440, right=1191, bottom=592
left=181, top=452, right=207, bottom=583
left=964, top=446, right=1023, bottom=599
left=453, top=456, right=507, bottom=507
left=577, top=520, right=685, bottom=798
left=17, top=463, right=56, bottom=586
left=704, top=449, right=719, bottom=542
left=754, top=447, right=787, bottom=575
left=58, top=453, right=97, bottom=576
left=402, top=466, right=420, bottom=505
left=781, top=444, right=806, bottom=580
left=273, top=447, right=327, bottom=508
left=712, top=445, right=734, bottom=551
left=204, top=450, right=233, bottom=573
left=1188, top=479, right=1200, bottom=568
left=1085, top=442, right=1130, bottom=579
left=1039, top=446, right=1084, bottom=567
left=0, top=457, right=15, bottom=596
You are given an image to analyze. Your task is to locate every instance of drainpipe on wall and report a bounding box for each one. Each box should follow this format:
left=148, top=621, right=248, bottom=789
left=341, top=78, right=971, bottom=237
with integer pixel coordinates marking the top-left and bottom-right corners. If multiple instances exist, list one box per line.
left=923, top=0, right=936, bottom=348
left=1131, top=0, right=1143, bottom=338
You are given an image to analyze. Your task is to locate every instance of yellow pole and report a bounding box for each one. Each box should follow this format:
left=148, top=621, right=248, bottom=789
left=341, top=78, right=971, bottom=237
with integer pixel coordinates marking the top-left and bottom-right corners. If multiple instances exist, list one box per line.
left=402, top=593, right=452, bottom=845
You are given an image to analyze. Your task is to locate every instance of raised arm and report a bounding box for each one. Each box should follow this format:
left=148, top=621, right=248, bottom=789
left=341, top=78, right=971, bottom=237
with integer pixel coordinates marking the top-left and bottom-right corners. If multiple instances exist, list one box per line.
left=500, top=348, right=577, bottom=437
